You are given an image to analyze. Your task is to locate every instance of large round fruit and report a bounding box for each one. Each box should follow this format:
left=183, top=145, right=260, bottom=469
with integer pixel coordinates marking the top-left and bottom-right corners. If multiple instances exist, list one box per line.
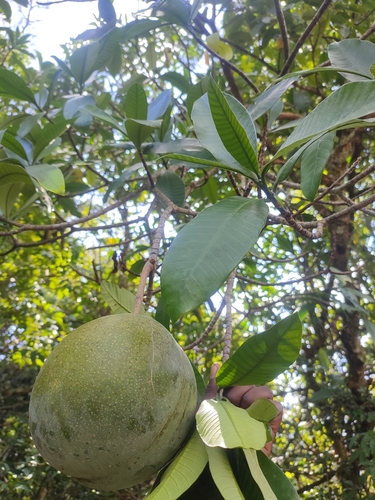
left=29, top=313, right=197, bottom=491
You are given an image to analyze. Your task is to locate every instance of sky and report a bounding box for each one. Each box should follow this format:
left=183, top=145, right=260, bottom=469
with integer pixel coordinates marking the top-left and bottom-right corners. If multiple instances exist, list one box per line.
left=11, top=0, right=148, bottom=60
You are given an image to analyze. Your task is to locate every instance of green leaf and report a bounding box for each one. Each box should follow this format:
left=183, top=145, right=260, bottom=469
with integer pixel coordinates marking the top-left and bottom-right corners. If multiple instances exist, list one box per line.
left=64, top=94, right=96, bottom=120
left=155, top=296, right=171, bottom=330
left=224, top=94, right=258, bottom=157
left=179, top=465, right=223, bottom=499
left=69, top=43, right=101, bottom=87
left=0, top=183, right=25, bottom=217
left=243, top=449, right=277, bottom=500
left=276, top=81, right=375, bottom=157
left=0, top=131, right=29, bottom=161
left=161, top=197, right=268, bottom=323
left=202, top=176, right=218, bottom=204
left=156, top=171, right=185, bottom=207
left=125, top=119, right=161, bottom=148
left=160, top=71, right=191, bottom=94
left=0, top=68, right=36, bottom=104
left=82, top=105, right=127, bottom=135
left=246, top=399, right=279, bottom=424
left=125, top=83, right=148, bottom=120
left=301, top=131, right=335, bottom=201
left=103, top=162, right=145, bottom=203
left=17, top=113, right=44, bottom=139
left=186, top=76, right=209, bottom=117
left=26, top=165, right=65, bottom=194
left=207, top=78, right=258, bottom=174
left=101, top=280, right=145, bottom=314
left=190, top=362, right=206, bottom=405
left=206, top=446, right=245, bottom=500
left=0, top=162, right=33, bottom=184
left=328, top=40, right=375, bottom=82
left=255, top=451, right=300, bottom=500
left=216, top=313, right=302, bottom=387
left=249, top=78, right=297, bottom=120
left=148, top=89, right=173, bottom=120
left=33, top=122, right=67, bottom=163
left=192, top=95, right=259, bottom=181
left=146, top=431, right=208, bottom=500
left=196, top=399, right=267, bottom=450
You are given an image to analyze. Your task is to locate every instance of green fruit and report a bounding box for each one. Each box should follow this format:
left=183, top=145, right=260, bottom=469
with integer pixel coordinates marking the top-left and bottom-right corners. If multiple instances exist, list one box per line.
left=29, top=314, right=197, bottom=491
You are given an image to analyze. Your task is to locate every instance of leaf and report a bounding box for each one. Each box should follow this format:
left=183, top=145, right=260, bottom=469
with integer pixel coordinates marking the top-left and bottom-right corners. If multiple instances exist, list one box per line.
left=69, top=43, right=101, bottom=87
left=101, top=280, right=145, bottom=314
left=243, top=449, right=277, bottom=500
left=216, top=313, right=302, bottom=387
left=160, top=71, right=191, bottom=94
left=148, top=89, right=173, bottom=120
left=190, top=362, right=206, bottom=404
left=196, top=399, right=267, bottom=450
left=249, top=77, right=297, bottom=120
left=186, top=76, right=209, bottom=117
left=207, top=78, right=258, bottom=174
left=64, top=94, right=96, bottom=119
left=0, top=183, right=25, bottom=217
left=82, top=105, right=127, bottom=135
left=328, top=39, right=375, bottom=82
left=246, top=399, right=279, bottom=424
left=161, top=197, right=268, bottom=323
left=206, top=446, right=245, bottom=500
left=156, top=171, right=185, bottom=207
left=17, top=113, right=44, bottom=138
left=255, top=451, right=300, bottom=500
left=224, top=94, right=258, bottom=157
left=276, top=81, right=375, bottom=157
left=125, top=119, right=160, bottom=148
left=191, top=95, right=259, bottom=181
left=178, top=464, right=223, bottom=499
left=301, top=131, right=335, bottom=201
left=26, top=165, right=65, bottom=194
left=206, top=33, right=233, bottom=61
left=103, top=162, right=145, bottom=203
left=363, top=318, right=375, bottom=344
left=0, top=163, right=34, bottom=184
left=146, top=431, right=208, bottom=500
left=33, top=122, right=67, bottom=163
left=155, top=296, right=171, bottom=330
left=0, top=131, right=29, bottom=161
left=0, top=68, right=36, bottom=104
left=125, top=83, right=148, bottom=120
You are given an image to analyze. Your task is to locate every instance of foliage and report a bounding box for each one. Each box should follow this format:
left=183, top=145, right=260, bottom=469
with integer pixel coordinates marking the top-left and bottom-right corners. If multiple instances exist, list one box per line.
left=1, top=0, right=375, bottom=498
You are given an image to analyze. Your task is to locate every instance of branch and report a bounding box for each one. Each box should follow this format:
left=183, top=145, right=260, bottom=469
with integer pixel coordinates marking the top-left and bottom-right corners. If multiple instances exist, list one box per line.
left=280, top=0, right=333, bottom=76
left=222, top=269, right=236, bottom=362
left=133, top=204, right=174, bottom=314
left=273, top=0, right=290, bottom=62
left=183, top=299, right=226, bottom=351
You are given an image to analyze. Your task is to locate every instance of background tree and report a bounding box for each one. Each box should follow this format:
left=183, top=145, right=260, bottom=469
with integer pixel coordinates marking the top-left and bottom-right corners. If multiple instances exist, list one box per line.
left=1, top=0, right=375, bottom=498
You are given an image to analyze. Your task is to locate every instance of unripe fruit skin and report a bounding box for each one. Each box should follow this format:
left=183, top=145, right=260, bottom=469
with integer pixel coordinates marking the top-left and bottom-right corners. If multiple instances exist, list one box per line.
left=29, top=314, right=197, bottom=491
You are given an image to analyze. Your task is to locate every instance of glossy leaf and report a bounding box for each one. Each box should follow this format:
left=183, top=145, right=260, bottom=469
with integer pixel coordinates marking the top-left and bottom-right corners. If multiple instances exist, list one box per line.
left=0, top=183, right=25, bottom=217
left=206, top=446, right=245, bottom=500
left=244, top=449, right=277, bottom=500
left=208, top=78, right=258, bottom=174
left=224, top=94, right=258, bottom=157
left=101, top=280, right=145, bottom=314
left=0, top=163, right=33, bottom=185
left=125, top=83, right=148, bottom=120
left=178, top=464, right=223, bottom=499
left=17, top=113, right=44, bottom=138
left=192, top=95, right=259, bottom=181
left=216, top=313, right=302, bottom=387
left=125, top=118, right=161, bottom=148
left=69, top=43, right=101, bottom=87
left=161, top=197, right=268, bottom=322
left=249, top=77, right=297, bottom=120
left=196, top=399, right=267, bottom=450
left=301, top=131, right=335, bottom=201
left=0, top=68, right=36, bottom=104
left=82, top=105, right=127, bottom=135
left=155, top=296, right=171, bottom=330
left=33, top=122, right=67, bottom=163
left=148, top=89, right=173, bottom=120
left=156, top=170, right=185, bottom=207
left=277, top=81, right=375, bottom=156
left=147, top=431, right=208, bottom=500
left=64, top=94, right=96, bottom=120
left=0, top=131, right=29, bottom=162
left=26, top=165, right=65, bottom=194
left=328, top=39, right=375, bottom=81
left=256, top=451, right=300, bottom=499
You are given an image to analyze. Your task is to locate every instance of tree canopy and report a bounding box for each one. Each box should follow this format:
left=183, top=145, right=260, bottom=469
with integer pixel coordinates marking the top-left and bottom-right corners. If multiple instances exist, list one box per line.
left=1, top=0, right=375, bottom=498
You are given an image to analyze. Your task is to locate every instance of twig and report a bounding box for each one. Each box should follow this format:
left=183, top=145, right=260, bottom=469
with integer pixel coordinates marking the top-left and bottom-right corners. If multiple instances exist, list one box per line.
left=273, top=0, right=290, bottom=62
left=222, top=269, right=236, bottom=362
left=360, top=21, right=375, bottom=40
left=280, top=0, right=333, bottom=76
left=133, top=205, right=174, bottom=314
left=183, top=299, right=226, bottom=351
left=188, top=29, right=260, bottom=93
left=227, top=171, right=242, bottom=196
